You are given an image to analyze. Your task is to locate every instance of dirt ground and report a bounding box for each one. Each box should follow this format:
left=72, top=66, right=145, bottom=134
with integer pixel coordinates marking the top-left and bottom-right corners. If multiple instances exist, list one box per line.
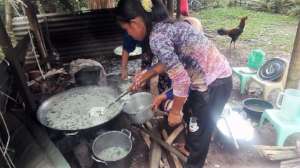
left=201, top=27, right=296, bottom=168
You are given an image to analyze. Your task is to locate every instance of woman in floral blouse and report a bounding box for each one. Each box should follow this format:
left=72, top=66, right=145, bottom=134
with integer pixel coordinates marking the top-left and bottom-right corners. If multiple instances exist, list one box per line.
left=115, top=0, right=232, bottom=167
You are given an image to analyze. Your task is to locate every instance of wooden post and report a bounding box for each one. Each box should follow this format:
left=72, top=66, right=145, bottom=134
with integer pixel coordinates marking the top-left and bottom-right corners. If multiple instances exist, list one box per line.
left=286, top=21, right=300, bottom=89
left=0, top=17, right=37, bottom=115
left=167, top=0, right=174, bottom=17
left=22, top=0, right=49, bottom=68
left=176, top=0, right=181, bottom=19
left=4, top=0, right=13, bottom=32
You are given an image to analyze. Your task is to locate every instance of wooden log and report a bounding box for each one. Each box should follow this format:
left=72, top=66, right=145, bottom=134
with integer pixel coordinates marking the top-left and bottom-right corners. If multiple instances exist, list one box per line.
left=269, top=153, right=299, bottom=161
left=161, top=151, right=171, bottom=168
left=146, top=122, right=162, bottom=168
left=162, top=129, right=183, bottom=168
left=27, top=68, right=66, bottom=86
left=141, top=131, right=151, bottom=149
left=137, top=125, right=188, bottom=163
left=166, top=124, right=184, bottom=145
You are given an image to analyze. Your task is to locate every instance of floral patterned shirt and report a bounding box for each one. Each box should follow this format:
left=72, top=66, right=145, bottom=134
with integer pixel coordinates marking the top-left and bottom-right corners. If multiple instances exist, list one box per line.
left=150, top=21, right=232, bottom=97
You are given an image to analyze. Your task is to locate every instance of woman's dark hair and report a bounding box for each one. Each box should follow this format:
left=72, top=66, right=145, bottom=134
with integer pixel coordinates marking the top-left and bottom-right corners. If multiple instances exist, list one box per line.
left=115, top=0, right=170, bottom=63
left=115, top=0, right=169, bottom=27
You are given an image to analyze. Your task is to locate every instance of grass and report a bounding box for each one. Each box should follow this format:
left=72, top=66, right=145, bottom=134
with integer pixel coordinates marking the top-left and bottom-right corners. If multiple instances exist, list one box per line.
left=195, top=7, right=299, bottom=52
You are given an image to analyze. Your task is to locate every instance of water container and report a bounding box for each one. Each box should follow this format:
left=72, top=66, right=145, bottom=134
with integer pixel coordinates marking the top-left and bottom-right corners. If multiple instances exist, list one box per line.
left=276, top=89, right=300, bottom=120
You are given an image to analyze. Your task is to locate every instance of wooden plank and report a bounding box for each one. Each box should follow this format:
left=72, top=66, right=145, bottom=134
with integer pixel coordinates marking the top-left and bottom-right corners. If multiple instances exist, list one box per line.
left=255, top=145, right=296, bottom=150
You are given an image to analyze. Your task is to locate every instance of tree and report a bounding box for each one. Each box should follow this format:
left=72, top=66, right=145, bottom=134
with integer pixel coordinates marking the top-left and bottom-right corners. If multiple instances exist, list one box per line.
left=88, top=0, right=116, bottom=9
left=286, top=21, right=300, bottom=89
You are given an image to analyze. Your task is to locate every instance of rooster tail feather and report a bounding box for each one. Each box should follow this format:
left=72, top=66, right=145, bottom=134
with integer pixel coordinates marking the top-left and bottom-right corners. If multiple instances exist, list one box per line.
left=217, top=28, right=229, bottom=35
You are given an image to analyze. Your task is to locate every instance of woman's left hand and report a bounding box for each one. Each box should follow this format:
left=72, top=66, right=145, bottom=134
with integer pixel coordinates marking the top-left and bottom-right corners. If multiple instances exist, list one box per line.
left=168, top=110, right=183, bottom=127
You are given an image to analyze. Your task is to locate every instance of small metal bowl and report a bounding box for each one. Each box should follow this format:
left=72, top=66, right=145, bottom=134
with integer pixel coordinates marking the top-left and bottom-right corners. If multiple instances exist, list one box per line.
left=242, top=98, right=273, bottom=122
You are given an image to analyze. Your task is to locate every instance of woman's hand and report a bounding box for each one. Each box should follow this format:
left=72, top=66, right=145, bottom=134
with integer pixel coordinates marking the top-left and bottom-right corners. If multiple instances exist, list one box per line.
left=168, top=110, right=183, bottom=127
left=130, top=70, right=147, bottom=91
left=152, top=94, right=167, bottom=111
left=167, top=96, right=186, bottom=127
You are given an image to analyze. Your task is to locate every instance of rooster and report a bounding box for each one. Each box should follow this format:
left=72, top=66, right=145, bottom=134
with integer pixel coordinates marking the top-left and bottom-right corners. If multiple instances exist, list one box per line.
left=217, top=16, right=248, bottom=49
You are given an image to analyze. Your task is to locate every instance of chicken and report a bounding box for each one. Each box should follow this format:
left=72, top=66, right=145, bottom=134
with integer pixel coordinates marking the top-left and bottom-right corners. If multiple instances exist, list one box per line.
left=217, top=16, right=248, bottom=49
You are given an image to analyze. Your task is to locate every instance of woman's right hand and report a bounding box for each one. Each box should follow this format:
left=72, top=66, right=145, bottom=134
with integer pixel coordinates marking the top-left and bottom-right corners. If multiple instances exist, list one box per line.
left=129, top=70, right=147, bottom=91
left=152, top=94, right=167, bottom=111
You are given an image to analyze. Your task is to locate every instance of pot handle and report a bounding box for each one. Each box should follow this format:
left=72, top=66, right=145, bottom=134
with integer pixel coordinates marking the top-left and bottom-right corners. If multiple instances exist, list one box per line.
left=276, top=92, right=284, bottom=108
left=91, top=155, right=108, bottom=165
left=64, top=131, right=78, bottom=136
left=121, top=129, right=131, bottom=138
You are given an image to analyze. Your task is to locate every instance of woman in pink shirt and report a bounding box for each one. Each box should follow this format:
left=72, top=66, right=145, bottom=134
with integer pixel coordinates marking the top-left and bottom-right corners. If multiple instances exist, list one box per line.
left=115, top=0, right=232, bottom=167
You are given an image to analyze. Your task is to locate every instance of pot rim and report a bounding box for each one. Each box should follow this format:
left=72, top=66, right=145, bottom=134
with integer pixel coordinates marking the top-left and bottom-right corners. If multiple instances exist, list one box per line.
left=242, top=98, right=273, bottom=113
left=92, top=130, right=133, bottom=162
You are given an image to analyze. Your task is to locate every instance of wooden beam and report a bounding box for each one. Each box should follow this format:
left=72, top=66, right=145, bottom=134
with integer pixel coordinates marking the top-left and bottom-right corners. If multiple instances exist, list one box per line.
left=167, top=0, right=174, bottom=17
left=22, top=0, right=49, bottom=67
left=286, top=21, right=300, bottom=89
left=176, top=0, right=181, bottom=19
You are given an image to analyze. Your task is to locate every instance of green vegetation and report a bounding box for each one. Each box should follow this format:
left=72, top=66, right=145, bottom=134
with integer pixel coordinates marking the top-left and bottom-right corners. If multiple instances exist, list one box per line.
left=196, top=7, right=299, bottom=52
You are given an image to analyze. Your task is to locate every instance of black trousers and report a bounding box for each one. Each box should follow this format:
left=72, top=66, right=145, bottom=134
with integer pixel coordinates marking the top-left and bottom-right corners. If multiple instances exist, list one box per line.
left=183, top=76, right=232, bottom=168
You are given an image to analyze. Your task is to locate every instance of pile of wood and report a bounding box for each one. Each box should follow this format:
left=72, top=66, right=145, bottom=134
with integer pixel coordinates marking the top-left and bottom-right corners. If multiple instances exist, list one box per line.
left=255, top=143, right=300, bottom=168
left=137, top=121, right=188, bottom=168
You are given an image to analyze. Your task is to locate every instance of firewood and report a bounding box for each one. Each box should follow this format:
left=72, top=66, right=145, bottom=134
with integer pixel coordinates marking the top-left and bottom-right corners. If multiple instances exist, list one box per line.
left=146, top=121, right=162, bottom=168
left=136, top=125, right=188, bottom=163
left=161, top=127, right=184, bottom=168
left=255, top=145, right=300, bottom=161
left=280, top=158, right=300, bottom=168
left=141, top=131, right=151, bottom=149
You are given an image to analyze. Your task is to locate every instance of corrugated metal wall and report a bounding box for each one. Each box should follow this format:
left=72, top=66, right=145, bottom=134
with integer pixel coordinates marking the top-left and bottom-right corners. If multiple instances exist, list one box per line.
left=12, top=9, right=124, bottom=67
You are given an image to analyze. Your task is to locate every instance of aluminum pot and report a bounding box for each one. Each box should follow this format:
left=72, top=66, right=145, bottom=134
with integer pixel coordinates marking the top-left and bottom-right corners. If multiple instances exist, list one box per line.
left=92, top=129, right=133, bottom=166
left=123, top=92, right=154, bottom=124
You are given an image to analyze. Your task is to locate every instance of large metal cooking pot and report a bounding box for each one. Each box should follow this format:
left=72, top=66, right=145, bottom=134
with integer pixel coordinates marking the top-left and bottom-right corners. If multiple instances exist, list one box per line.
left=37, top=86, right=124, bottom=131
left=92, top=129, right=133, bottom=166
left=123, top=92, right=153, bottom=124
